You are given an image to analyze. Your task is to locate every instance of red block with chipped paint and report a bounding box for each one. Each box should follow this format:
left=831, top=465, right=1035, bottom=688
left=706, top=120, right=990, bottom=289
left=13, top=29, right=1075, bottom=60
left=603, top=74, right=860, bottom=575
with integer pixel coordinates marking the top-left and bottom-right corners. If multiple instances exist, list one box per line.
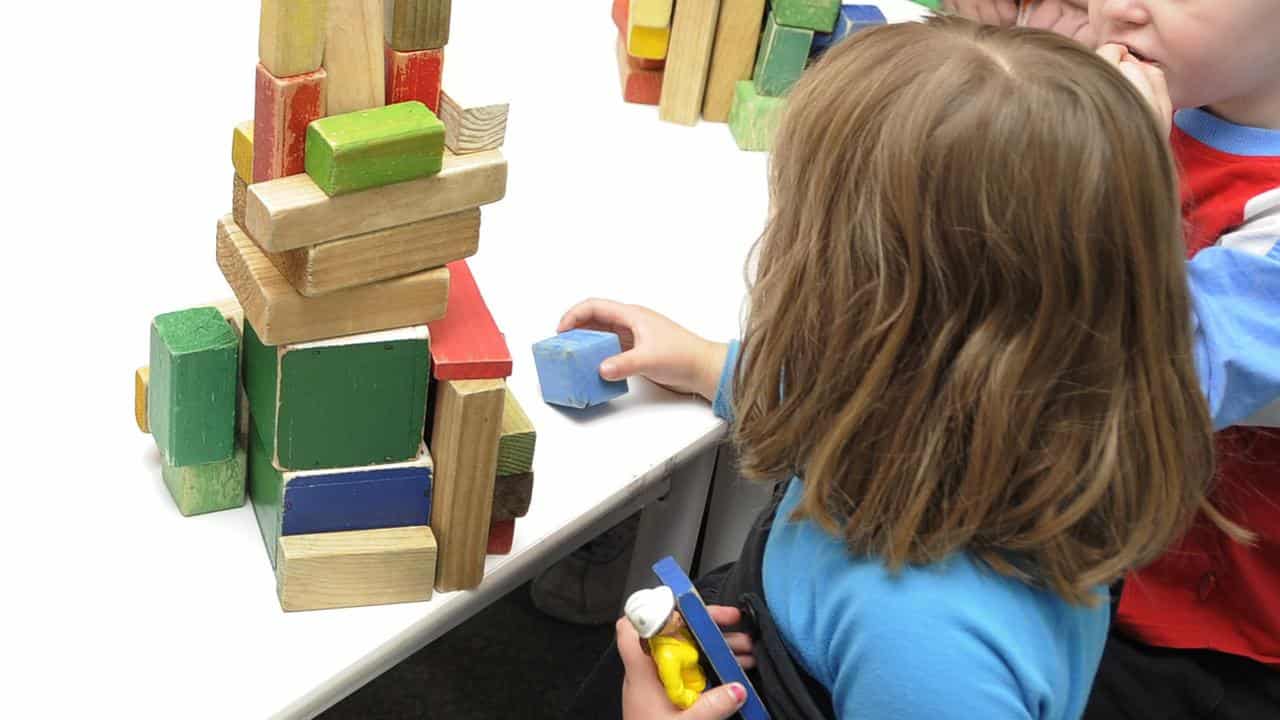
left=617, top=37, right=664, bottom=105
left=487, top=519, right=515, bottom=555
left=427, top=259, right=513, bottom=380
left=253, top=64, right=326, bottom=183
left=385, top=46, right=444, bottom=113
left=612, top=0, right=666, bottom=71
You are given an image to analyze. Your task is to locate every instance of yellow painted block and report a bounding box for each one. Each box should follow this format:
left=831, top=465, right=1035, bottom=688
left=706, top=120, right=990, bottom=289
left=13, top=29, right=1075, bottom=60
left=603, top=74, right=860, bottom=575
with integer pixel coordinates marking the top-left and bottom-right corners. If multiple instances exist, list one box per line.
left=631, top=0, right=675, bottom=27
left=259, top=0, right=326, bottom=77
left=135, top=366, right=150, bottom=433
left=232, top=121, right=254, bottom=185
left=628, top=24, right=670, bottom=60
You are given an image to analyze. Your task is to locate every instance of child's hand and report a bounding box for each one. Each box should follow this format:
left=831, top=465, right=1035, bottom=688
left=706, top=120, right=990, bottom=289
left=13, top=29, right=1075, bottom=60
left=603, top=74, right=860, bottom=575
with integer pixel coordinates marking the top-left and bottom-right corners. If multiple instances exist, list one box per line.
left=706, top=604, right=757, bottom=670
left=558, top=299, right=729, bottom=403
left=942, top=0, right=1019, bottom=26
left=618, top=615, right=750, bottom=720
left=1020, top=0, right=1095, bottom=47
left=1097, top=43, right=1172, bottom=135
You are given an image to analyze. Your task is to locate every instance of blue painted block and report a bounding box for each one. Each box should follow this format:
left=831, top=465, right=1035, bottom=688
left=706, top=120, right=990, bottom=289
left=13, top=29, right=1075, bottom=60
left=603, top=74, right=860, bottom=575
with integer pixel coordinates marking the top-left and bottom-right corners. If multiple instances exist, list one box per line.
left=652, top=557, right=771, bottom=720
left=281, top=453, right=433, bottom=536
left=810, top=4, right=886, bottom=55
left=531, top=330, right=629, bottom=409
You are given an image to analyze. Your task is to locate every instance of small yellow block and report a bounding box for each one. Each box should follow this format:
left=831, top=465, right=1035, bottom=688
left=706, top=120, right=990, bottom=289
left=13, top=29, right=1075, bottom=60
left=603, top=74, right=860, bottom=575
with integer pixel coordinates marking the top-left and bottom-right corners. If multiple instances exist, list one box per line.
left=232, top=121, right=254, bottom=185
left=628, top=25, right=670, bottom=60
left=135, top=366, right=150, bottom=433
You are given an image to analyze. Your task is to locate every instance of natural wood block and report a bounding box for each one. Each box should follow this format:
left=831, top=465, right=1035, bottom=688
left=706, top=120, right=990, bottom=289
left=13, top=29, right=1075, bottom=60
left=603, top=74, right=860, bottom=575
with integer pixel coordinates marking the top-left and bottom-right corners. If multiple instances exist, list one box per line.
left=385, top=0, right=450, bottom=51
left=771, top=0, right=839, bottom=32
left=266, top=207, right=479, bottom=297
left=233, top=173, right=249, bottom=228
left=753, top=12, right=814, bottom=97
left=497, top=389, right=535, bottom=476
left=728, top=80, right=786, bottom=151
left=617, top=37, right=663, bottom=105
left=259, top=0, right=327, bottom=77
left=135, top=366, right=150, bottom=433
left=630, top=0, right=675, bottom=27
left=324, top=0, right=385, bottom=115
left=305, top=101, right=444, bottom=196
left=385, top=45, right=444, bottom=113
left=162, top=442, right=247, bottom=517
left=430, top=378, right=505, bottom=591
left=427, top=259, right=511, bottom=380
left=253, top=64, right=327, bottom=183
left=438, top=91, right=508, bottom=155
left=232, top=121, right=254, bottom=184
left=149, top=307, right=239, bottom=467
left=276, top=526, right=436, bottom=611
left=216, top=214, right=450, bottom=345
left=486, top=519, right=514, bottom=555
left=701, top=0, right=767, bottom=122
left=491, top=471, right=533, bottom=522
left=658, top=0, right=722, bottom=125
left=245, top=149, right=506, bottom=252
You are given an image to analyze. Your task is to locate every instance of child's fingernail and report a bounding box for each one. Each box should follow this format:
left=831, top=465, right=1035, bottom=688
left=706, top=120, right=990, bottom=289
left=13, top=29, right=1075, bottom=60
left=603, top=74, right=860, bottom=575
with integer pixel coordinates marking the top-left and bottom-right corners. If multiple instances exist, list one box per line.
left=600, top=361, right=615, bottom=378
left=729, top=684, right=746, bottom=704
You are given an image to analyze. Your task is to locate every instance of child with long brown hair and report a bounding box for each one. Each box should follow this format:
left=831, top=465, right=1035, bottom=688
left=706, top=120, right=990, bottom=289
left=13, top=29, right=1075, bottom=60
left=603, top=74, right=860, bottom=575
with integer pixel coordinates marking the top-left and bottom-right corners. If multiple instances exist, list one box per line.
left=567, top=16, right=1220, bottom=719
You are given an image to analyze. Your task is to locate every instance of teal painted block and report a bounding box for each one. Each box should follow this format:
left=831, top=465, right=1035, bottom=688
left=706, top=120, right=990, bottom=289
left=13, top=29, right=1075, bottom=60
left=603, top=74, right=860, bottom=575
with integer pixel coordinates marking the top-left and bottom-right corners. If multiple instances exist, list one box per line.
left=162, top=442, right=247, bottom=516
left=771, top=0, right=840, bottom=32
left=149, top=307, right=239, bottom=467
left=243, top=320, right=430, bottom=471
left=305, top=101, right=445, bottom=197
left=753, top=12, right=814, bottom=97
left=729, top=81, right=787, bottom=152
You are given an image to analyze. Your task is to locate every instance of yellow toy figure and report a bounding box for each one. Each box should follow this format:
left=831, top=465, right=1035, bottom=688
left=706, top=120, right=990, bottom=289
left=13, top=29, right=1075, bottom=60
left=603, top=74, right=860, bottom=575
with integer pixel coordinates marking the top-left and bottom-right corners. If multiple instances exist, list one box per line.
left=624, top=586, right=707, bottom=710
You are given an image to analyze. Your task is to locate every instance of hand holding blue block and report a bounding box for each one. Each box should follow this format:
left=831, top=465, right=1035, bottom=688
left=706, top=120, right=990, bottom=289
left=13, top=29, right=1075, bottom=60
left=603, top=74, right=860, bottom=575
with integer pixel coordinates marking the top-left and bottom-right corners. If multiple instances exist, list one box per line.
left=532, top=330, right=630, bottom=409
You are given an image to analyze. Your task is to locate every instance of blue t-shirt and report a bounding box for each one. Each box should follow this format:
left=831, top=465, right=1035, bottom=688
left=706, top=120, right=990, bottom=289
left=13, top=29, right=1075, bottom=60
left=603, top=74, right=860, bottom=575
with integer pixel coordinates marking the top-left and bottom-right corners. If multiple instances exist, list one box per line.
left=713, top=342, right=1109, bottom=719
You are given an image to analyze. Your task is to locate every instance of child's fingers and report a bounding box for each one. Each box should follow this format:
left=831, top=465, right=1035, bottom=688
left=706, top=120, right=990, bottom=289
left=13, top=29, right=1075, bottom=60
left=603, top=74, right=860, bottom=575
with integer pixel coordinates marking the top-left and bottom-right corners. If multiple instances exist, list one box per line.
left=616, top=618, right=660, bottom=685
left=557, top=298, right=634, bottom=335
left=722, top=632, right=755, bottom=656
left=1096, top=43, right=1128, bottom=65
left=599, top=348, right=649, bottom=382
left=994, top=0, right=1019, bottom=25
left=705, top=605, right=743, bottom=627
left=680, top=684, right=747, bottom=720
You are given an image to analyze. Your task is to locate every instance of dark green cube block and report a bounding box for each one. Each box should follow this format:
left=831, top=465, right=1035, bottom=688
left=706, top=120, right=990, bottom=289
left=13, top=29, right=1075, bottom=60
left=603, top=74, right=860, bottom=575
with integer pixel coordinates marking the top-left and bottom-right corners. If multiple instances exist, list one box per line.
left=771, top=0, right=840, bottom=32
left=149, top=307, right=239, bottom=467
left=753, top=12, right=815, bottom=98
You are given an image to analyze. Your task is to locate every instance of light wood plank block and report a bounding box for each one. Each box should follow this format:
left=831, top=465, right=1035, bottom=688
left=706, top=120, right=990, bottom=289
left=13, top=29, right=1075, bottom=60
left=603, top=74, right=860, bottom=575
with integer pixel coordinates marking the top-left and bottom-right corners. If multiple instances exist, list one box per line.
left=439, top=48, right=509, bottom=154
left=658, top=0, right=722, bottom=125
left=259, top=0, right=327, bottom=77
left=245, top=149, right=505, bottom=251
left=702, top=0, right=767, bottom=122
left=430, top=378, right=505, bottom=591
left=233, top=173, right=249, bottom=228
left=324, top=0, right=385, bottom=115
left=254, top=65, right=327, bottom=182
left=276, top=526, right=436, bottom=611
left=385, top=0, right=450, bottom=51
left=215, top=214, right=450, bottom=345
left=232, top=121, right=254, bottom=184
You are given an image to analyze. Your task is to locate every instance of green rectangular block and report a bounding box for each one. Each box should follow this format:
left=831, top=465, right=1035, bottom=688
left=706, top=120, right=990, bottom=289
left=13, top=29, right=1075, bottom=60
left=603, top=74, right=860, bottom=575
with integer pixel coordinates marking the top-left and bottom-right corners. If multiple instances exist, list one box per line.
left=243, top=320, right=430, bottom=471
left=771, top=0, right=839, bottom=32
left=729, top=81, right=787, bottom=152
left=149, top=307, right=239, bottom=467
left=497, top=390, right=536, bottom=477
left=163, top=442, right=247, bottom=516
left=247, top=417, right=284, bottom=568
left=753, top=12, right=814, bottom=98
left=304, top=101, right=445, bottom=197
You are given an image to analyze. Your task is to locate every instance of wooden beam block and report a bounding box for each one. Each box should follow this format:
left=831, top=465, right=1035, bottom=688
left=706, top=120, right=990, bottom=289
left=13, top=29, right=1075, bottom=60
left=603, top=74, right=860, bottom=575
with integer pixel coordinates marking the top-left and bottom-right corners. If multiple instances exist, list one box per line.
left=430, top=378, right=505, bottom=591
left=438, top=91, right=508, bottom=155
left=233, top=173, right=249, bottom=228
left=497, top=389, right=535, bottom=476
left=259, top=0, right=326, bottom=77
left=232, top=121, right=254, bottom=184
left=245, top=149, right=506, bottom=252
left=149, top=307, right=239, bottom=466
left=135, top=366, right=150, bottom=433
left=385, top=45, right=444, bottom=113
left=811, top=4, right=886, bottom=56
left=658, top=0, right=722, bottom=125
left=617, top=37, right=664, bottom=106
left=532, top=330, right=630, bottom=409
left=491, top=471, right=533, bottom=522
left=728, top=80, right=786, bottom=151
left=277, top=526, right=436, bottom=611
left=486, top=519, right=514, bottom=555
left=265, top=207, right=479, bottom=297
left=752, top=12, right=814, bottom=97
left=427, top=259, right=511, bottom=380
left=771, top=0, right=839, bottom=32
left=162, top=442, right=247, bottom=517
left=324, top=0, right=385, bottom=115
left=385, top=0, right=450, bottom=51
left=305, top=101, right=444, bottom=196
left=701, top=0, right=767, bottom=122
left=253, top=64, right=327, bottom=183
left=243, top=320, right=429, bottom=469
left=216, top=215, right=450, bottom=345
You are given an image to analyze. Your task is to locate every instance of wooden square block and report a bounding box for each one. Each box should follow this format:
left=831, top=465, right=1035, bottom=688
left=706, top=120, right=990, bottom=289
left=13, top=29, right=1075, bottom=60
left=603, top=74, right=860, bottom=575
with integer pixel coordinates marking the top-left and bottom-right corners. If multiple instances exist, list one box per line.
left=702, top=0, right=768, bottom=122
left=771, top=0, right=840, bottom=32
left=135, top=366, right=150, bottom=433
left=438, top=90, right=508, bottom=155
left=276, top=526, right=437, bottom=611
left=497, top=389, right=535, bottom=477
left=385, top=0, right=451, bottom=51
left=305, top=101, right=444, bottom=196
left=259, top=0, right=326, bottom=77
left=617, top=37, right=664, bottom=106
left=162, top=442, right=247, bottom=517
left=532, top=330, right=629, bottom=409
left=491, top=471, right=533, bottom=522
left=658, top=0, right=721, bottom=125
left=149, top=307, right=239, bottom=467
left=233, top=173, right=249, bottom=228
left=253, top=64, right=327, bottom=183
left=386, top=45, right=444, bottom=113
left=427, top=259, right=511, bottom=380
left=324, top=0, right=386, bottom=115
left=729, top=80, right=786, bottom=151
left=232, top=120, right=254, bottom=184
left=487, top=519, right=514, bottom=555
left=753, top=12, right=814, bottom=97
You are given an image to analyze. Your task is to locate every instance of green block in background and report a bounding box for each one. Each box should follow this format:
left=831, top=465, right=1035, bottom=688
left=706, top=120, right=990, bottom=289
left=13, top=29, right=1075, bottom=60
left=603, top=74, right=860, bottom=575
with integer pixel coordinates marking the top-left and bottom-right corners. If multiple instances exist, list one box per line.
left=243, top=321, right=430, bottom=471
left=162, top=442, right=247, bottom=517
left=730, top=80, right=787, bottom=151
left=149, top=307, right=239, bottom=467
left=753, top=12, right=814, bottom=98
left=305, top=101, right=445, bottom=197
left=771, top=0, right=840, bottom=32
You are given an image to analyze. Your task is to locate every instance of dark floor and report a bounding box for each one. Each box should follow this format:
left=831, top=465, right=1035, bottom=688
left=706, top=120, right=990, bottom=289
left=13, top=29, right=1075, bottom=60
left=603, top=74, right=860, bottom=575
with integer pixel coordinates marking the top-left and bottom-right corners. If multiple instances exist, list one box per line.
left=320, top=582, right=615, bottom=720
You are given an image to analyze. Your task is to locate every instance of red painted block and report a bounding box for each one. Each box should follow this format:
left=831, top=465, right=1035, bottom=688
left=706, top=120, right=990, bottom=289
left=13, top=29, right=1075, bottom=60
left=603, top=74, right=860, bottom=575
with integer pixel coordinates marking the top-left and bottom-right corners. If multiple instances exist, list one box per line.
left=427, top=259, right=513, bottom=380
left=253, top=64, right=327, bottom=183
left=385, top=45, right=444, bottom=114
left=617, top=37, right=664, bottom=105
left=487, top=519, right=515, bottom=555
left=612, top=0, right=666, bottom=71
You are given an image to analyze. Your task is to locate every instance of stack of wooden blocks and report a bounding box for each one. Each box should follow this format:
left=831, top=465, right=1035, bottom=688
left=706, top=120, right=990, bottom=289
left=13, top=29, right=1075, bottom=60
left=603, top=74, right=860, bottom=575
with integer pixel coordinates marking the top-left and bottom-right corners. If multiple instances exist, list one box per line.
left=137, top=0, right=538, bottom=613
left=611, top=0, right=897, bottom=151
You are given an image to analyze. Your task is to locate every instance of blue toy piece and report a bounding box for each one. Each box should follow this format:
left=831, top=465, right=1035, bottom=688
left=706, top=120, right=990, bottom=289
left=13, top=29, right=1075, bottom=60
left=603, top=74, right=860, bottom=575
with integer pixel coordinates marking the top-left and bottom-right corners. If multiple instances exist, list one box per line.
left=652, top=556, right=771, bottom=720
left=810, top=4, right=887, bottom=55
left=531, top=329, right=629, bottom=409
left=281, top=461, right=432, bottom=536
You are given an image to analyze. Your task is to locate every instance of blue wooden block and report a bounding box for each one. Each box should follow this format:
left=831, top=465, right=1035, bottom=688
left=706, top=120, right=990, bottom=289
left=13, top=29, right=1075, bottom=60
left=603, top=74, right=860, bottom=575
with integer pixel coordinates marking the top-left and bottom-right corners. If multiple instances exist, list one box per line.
left=531, top=329, right=629, bottom=409
left=281, top=454, right=433, bottom=536
left=810, top=4, right=886, bottom=55
left=652, top=556, right=771, bottom=720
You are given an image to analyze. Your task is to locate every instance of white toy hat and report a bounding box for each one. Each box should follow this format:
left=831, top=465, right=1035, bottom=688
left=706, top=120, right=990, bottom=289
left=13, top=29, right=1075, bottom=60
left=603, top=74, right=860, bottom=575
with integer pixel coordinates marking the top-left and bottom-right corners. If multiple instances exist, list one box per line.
left=625, top=586, right=676, bottom=639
